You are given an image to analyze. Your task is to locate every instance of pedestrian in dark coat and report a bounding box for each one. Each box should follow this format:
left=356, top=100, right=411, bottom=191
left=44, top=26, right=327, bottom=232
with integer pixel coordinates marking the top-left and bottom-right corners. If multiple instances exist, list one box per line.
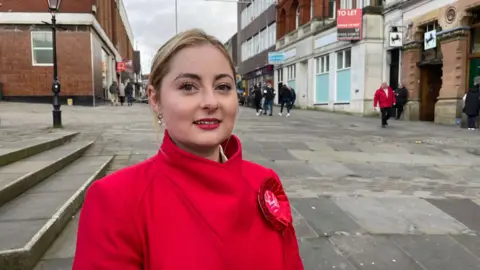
left=252, top=86, right=263, bottom=115
left=463, top=84, right=480, bottom=130
left=394, top=83, right=408, bottom=119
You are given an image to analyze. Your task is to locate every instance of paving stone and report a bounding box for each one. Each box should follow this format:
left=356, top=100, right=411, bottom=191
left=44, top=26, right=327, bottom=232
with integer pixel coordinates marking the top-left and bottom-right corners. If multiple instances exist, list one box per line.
left=291, top=207, right=319, bottom=239
left=33, top=258, right=74, bottom=270
left=452, top=235, right=480, bottom=258
left=378, top=197, right=470, bottom=234
left=299, top=237, right=356, bottom=270
left=261, top=149, right=298, bottom=161
left=333, top=196, right=413, bottom=234
left=290, top=197, right=363, bottom=236
left=330, top=235, right=424, bottom=270
left=309, top=161, right=355, bottom=177
left=392, top=235, right=480, bottom=270
left=272, top=161, right=322, bottom=178
left=427, top=198, right=480, bottom=232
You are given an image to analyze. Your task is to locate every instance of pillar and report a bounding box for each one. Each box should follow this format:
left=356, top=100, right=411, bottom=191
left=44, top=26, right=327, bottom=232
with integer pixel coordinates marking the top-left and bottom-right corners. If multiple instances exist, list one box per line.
left=434, top=28, right=469, bottom=125
left=401, top=41, right=422, bottom=121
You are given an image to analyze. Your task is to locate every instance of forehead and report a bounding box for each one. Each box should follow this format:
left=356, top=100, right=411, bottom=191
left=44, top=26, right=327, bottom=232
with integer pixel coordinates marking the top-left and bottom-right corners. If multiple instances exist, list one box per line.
left=168, top=44, right=232, bottom=77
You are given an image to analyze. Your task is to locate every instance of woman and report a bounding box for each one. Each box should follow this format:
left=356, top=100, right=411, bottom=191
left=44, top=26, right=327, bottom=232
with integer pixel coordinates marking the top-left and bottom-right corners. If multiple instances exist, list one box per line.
left=463, top=83, right=480, bottom=130
left=73, top=29, right=303, bottom=270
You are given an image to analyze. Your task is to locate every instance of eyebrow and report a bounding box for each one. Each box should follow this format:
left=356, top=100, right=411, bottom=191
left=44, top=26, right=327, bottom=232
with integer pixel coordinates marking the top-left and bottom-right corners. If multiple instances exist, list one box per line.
left=174, top=73, right=234, bottom=82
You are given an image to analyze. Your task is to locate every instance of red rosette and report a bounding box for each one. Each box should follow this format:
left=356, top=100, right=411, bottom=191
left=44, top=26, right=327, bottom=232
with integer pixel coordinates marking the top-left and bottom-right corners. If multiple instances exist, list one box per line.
left=258, top=177, right=292, bottom=232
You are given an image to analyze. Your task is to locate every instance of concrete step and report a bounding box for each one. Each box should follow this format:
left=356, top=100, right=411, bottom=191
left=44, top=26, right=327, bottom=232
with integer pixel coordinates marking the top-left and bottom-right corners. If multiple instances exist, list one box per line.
left=0, top=155, right=113, bottom=270
left=0, top=141, right=94, bottom=208
left=0, top=132, right=78, bottom=167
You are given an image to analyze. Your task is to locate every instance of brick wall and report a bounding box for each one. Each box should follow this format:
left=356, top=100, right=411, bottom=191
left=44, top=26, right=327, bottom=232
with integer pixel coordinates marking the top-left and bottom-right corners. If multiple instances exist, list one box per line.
left=0, top=25, right=92, bottom=98
left=0, top=0, right=95, bottom=13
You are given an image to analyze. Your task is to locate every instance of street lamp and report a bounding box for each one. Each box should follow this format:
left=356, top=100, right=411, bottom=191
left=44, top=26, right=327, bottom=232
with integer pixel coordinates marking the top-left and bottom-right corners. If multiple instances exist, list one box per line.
left=47, top=0, right=62, bottom=128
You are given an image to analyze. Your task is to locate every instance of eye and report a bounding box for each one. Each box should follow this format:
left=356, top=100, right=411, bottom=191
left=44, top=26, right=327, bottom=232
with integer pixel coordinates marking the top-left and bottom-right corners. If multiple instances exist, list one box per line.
left=179, top=82, right=198, bottom=92
left=217, top=84, right=232, bottom=91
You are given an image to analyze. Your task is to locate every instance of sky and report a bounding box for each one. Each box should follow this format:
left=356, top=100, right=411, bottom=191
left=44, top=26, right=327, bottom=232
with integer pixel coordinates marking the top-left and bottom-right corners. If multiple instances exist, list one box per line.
left=123, top=0, right=238, bottom=74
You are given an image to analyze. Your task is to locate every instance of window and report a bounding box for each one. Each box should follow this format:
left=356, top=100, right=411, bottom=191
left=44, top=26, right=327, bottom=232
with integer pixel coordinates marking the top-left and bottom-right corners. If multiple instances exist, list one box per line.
left=315, top=55, right=330, bottom=74
left=336, top=49, right=351, bottom=70
left=287, top=64, right=296, bottom=80
left=310, top=0, right=314, bottom=20
left=31, top=31, right=53, bottom=65
left=296, top=5, right=300, bottom=29
left=341, top=0, right=352, bottom=9
left=328, top=0, right=336, bottom=19
left=277, top=68, right=284, bottom=82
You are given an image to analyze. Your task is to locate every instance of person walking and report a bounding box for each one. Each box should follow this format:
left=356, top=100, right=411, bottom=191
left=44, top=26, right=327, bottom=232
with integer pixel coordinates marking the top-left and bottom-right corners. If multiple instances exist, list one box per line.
left=279, top=84, right=296, bottom=118
left=262, top=82, right=275, bottom=116
left=394, top=83, right=408, bottom=119
left=119, top=81, right=126, bottom=106
left=252, top=86, right=263, bottom=116
left=125, top=81, right=134, bottom=106
left=108, top=81, right=119, bottom=106
left=463, top=83, right=480, bottom=130
left=374, top=82, right=396, bottom=128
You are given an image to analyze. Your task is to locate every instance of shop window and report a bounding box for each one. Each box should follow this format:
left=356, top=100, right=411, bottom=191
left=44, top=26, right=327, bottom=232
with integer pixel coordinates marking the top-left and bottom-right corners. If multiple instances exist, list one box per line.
left=287, top=64, right=296, bottom=80
left=336, top=48, right=351, bottom=70
left=277, top=68, right=284, bottom=83
left=31, top=31, right=53, bottom=66
left=316, top=55, right=330, bottom=74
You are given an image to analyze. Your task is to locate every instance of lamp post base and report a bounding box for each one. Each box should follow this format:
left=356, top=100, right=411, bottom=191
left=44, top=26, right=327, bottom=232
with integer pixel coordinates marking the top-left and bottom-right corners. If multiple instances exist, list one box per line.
left=53, top=109, right=62, bottom=128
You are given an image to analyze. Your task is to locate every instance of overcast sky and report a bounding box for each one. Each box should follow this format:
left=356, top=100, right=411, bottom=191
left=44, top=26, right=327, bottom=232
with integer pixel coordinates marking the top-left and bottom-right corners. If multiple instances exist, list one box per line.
left=123, top=0, right=238, bottom=74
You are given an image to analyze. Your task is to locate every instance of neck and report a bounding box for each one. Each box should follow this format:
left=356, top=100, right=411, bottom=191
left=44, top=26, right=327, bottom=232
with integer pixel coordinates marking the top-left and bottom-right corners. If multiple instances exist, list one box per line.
left=171, top=138, right=221, bottom=163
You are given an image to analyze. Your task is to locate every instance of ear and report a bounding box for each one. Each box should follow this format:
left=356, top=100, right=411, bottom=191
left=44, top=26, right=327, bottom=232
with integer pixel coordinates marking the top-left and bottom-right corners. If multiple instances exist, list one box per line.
left=148, top=85, right=162, bottom=114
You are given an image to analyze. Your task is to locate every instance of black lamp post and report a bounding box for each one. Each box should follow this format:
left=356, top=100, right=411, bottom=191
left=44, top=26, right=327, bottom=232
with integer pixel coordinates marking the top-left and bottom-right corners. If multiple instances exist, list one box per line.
left=47, top=0, right=62, bottom=128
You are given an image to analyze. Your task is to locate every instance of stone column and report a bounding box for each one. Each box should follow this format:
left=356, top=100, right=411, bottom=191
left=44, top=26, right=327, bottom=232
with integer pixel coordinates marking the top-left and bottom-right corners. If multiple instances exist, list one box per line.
left=434, top=27, right=469, bottom=125
left=401, top=41, right=422, bottom=121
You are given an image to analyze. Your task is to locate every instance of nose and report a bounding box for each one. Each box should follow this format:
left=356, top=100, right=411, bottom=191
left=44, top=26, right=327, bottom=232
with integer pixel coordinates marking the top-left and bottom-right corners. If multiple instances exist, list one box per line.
left=200, top=87, right=219, bottom=111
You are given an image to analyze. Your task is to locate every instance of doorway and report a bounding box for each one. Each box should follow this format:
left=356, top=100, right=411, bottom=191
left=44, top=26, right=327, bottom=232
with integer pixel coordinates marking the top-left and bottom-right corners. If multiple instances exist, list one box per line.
left=419, top=64, right=443, bottom=121
left=389, top=49, right=400, bottom=90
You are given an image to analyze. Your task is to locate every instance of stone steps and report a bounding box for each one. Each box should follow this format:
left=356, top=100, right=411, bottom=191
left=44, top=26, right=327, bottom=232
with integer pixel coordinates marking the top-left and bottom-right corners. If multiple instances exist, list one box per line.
left=0, top=132, right=78, bottom=167
left=0, top=134, right=113, bottom=270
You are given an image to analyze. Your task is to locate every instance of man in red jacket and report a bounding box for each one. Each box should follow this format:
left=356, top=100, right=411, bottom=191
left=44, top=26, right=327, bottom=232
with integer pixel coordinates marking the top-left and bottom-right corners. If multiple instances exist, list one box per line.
left=374, top=82, right=396, bottom=128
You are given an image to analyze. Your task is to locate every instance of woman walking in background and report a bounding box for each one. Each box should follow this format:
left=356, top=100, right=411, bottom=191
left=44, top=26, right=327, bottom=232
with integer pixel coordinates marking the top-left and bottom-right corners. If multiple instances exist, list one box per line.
left=463, top=82, right=480, bottom=130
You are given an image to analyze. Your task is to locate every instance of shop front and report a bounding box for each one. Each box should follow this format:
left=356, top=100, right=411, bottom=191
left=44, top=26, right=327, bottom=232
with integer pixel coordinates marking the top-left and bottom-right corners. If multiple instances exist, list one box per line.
left=242, top=65, right=274, bottom=91
left=400, top=1, right=480, bottom=125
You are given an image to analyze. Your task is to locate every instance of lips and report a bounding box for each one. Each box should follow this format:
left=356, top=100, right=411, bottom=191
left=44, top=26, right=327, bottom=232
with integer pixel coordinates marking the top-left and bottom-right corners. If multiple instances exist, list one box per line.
left=193, top=118, right=221, bottom=125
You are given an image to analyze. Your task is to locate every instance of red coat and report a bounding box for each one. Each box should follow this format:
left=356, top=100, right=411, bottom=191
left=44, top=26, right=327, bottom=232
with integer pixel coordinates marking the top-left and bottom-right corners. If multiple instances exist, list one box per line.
left=374, top=87, right=396, bottom=108
left=73, top=130, right=303, bottom=270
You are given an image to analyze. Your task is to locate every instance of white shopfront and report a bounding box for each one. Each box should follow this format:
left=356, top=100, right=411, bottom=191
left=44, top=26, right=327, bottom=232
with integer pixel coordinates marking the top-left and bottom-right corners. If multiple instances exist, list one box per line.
left=274, top=14, right=384, bottom=115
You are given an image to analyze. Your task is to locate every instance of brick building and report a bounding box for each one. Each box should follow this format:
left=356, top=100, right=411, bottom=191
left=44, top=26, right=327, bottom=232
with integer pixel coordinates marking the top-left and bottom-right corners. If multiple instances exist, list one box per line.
left=0, top=0, right=135, bottom=105
left=384, top=0, right=480, bottom=125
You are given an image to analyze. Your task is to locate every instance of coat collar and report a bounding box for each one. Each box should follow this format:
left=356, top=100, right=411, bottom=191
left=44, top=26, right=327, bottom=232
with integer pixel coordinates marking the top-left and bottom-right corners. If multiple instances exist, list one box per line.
left=158, top=130, right=242, bottom=173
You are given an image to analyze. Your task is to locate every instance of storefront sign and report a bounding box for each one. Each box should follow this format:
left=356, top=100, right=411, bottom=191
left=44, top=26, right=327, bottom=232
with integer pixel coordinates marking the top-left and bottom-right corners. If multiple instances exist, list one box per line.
left=389, top=32, right=403, bottom=47
left=337, top=9, right=362, bottom=41
left=268, top=52, right=285, bottom=65
left=116, top=61, right=126, bottom=72
left=424, top=30, right=437, bottom=50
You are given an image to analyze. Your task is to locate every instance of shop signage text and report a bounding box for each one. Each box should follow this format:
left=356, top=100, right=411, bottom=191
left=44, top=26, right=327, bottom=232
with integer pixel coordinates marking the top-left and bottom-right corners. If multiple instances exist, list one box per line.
left=337, top=9, right=363, bottom=41
left=268, top=52, right=285, bottom=65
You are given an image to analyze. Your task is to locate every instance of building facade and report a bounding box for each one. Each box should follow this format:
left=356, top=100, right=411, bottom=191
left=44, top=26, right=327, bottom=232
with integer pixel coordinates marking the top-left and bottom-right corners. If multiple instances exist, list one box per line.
left=274, top=0, right=384, bottom=113
left=383, top=0, right=480, bottom=125
left=0, top=0, right=135, bottom=106
left=224, top=33, right=239, bottom=68
left=237, top=0, right=278, bottom=91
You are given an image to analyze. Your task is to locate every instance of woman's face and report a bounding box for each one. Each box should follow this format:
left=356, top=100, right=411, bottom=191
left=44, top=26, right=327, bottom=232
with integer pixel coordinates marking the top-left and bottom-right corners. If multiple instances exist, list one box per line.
left=151, top=44, right=238, bottom=152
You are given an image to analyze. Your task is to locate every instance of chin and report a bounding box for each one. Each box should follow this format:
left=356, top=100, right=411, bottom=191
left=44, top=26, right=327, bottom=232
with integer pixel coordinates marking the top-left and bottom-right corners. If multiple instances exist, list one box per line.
left=190, top=131, right=230, bottom=149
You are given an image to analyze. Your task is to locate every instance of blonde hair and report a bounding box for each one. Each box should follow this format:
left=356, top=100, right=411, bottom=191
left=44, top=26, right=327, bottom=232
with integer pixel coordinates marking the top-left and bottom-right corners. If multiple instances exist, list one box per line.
left=149, top=28, right=236, bottom=103
left=148, top=29, right=238, bottom=145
